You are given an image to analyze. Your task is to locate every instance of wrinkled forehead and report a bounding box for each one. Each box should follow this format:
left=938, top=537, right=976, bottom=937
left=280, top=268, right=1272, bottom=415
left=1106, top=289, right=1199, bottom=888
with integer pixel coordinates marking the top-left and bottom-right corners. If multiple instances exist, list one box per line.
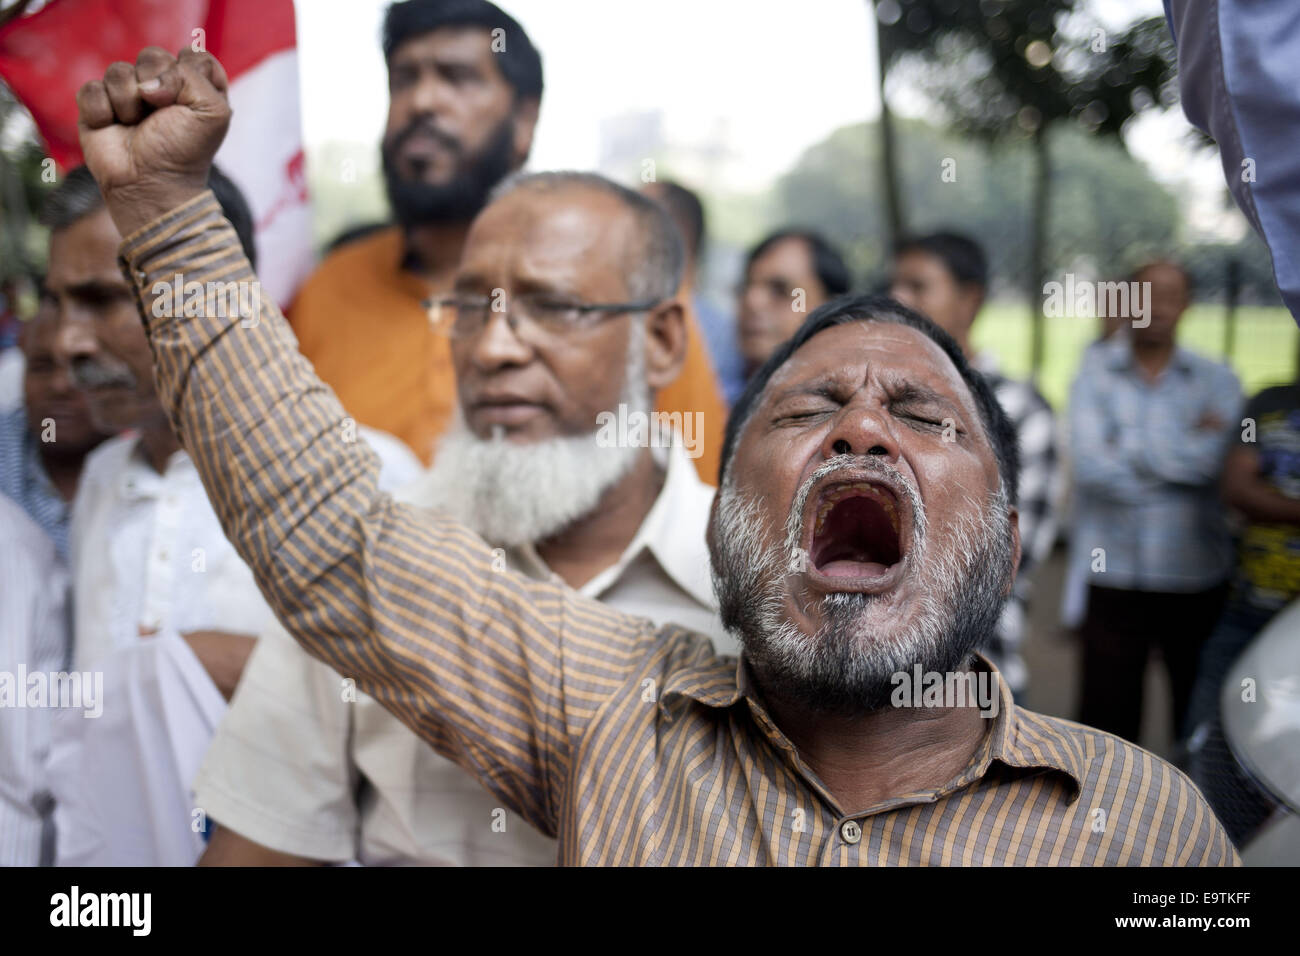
left=461, top=188, right=636, bottom=291
left=764, top=320, right=978, bottom=411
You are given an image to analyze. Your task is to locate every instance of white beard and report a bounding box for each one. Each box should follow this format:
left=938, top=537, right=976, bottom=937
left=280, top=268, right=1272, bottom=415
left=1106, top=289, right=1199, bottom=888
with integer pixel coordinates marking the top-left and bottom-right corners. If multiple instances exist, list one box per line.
left=401, top=412, right=644, bottom=546
left=400, top=323, right=652, bottom=547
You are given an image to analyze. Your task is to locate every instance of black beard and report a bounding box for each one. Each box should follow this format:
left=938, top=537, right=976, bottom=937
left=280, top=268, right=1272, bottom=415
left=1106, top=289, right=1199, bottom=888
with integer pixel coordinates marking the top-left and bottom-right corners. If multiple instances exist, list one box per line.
left=381, top=114, right=517, bottom=228
left=709, top=483, right=1014, bottom=718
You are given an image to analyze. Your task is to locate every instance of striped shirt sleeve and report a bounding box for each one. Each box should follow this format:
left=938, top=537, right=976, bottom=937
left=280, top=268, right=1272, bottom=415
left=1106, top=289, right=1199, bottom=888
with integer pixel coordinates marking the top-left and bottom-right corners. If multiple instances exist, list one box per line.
left=118, top=191, right=638, bottom=835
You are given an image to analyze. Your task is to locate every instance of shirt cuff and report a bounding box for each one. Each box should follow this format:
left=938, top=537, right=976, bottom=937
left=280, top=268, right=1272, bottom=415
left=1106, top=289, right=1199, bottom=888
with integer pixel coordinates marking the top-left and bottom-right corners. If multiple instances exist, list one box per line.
left=115, top=189, right=232, bottom=327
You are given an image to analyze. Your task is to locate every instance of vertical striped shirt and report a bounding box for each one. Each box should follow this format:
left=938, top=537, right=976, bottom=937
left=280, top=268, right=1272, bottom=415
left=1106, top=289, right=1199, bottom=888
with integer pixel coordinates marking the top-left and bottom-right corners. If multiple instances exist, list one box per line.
left=119, top=192, right=1238, bottom=866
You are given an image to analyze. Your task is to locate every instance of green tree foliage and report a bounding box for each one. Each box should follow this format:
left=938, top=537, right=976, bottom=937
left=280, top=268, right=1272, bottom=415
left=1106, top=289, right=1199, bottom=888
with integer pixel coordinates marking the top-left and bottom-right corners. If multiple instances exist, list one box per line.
left=873, top=0, right=1178, bottom=373
left=776, top=117, right=1179, bottom=291
left=0, top=80, right=57, bottom=280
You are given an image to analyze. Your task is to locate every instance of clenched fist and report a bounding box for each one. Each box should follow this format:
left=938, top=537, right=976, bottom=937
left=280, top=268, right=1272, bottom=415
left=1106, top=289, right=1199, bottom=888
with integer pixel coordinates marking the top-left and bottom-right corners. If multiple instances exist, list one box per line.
left=77, top=46, right=232, bottom=237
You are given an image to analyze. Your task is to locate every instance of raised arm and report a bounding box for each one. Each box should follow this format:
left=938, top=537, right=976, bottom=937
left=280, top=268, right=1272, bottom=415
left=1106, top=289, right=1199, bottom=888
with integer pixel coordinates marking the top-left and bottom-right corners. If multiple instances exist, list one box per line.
left=73, top=46, right=641, bottom=834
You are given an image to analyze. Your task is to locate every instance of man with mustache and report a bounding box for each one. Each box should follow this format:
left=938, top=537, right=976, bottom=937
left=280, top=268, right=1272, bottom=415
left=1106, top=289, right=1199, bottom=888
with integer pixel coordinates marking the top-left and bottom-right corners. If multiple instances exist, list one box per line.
left=40, top=165, right=421, bottom=865
left=0, top=303, right=111, bottom=564
left=77, top=45, right=1237, bottom=865
left=193, top=172, right=735, bottom=866
left=292, top=0, right=727, bottom=482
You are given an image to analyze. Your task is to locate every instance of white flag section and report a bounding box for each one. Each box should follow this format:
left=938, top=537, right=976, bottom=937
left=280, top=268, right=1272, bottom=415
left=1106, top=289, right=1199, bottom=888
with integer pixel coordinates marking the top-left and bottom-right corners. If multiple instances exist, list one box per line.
left=215, top=48, right=313, bottom=309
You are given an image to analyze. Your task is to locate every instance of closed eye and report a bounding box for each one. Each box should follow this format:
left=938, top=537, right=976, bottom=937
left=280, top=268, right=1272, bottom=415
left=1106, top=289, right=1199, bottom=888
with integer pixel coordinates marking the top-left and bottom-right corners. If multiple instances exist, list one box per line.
left=774, top=405, right=837, bottom=426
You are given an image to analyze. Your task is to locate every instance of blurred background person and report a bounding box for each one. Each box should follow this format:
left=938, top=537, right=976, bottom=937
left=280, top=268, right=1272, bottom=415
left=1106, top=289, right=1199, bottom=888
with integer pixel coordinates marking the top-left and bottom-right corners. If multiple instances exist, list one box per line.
left=0, top=275, right=27, bottom=411
left=736, top=229, right=850, bottom=379
left=0, top=301, right=112, bottom=563
left=1067, top=260, right=1241, bottom=753
left=194, top=172, right=734, bottom=866
left=0, top=493, right=68, bottom=867
left=39, top=165, right=422, bottom=865
left=290, top=0, right=726, bottom=481
left=889, top=231, right=1062, bottom=699
left=643, top=178, right=747, bottom=407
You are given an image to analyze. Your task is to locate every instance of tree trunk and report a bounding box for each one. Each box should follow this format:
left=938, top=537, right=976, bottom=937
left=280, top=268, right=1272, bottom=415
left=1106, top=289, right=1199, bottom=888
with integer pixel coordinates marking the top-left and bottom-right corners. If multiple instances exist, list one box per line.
left=874, top=4, right=904, bottom=252
left=1028, top=124, right=1052, bottom=382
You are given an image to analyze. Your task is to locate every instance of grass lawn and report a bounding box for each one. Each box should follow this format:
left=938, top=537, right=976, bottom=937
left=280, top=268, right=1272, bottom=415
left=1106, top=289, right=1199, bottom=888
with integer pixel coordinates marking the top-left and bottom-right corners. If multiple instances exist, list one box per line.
left=971, top=302, right=1300, bottom=410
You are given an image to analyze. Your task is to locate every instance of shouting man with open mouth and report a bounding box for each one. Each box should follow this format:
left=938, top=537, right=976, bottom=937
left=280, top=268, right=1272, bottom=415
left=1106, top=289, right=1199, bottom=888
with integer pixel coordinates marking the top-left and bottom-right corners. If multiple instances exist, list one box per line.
left=74, top=45, right=1237, bottom=866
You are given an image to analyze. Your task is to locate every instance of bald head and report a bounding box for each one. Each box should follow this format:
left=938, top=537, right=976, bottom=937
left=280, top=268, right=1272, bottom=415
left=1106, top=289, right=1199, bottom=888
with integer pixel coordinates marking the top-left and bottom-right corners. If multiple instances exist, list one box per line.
left=488, top=171, right=684, bottom=302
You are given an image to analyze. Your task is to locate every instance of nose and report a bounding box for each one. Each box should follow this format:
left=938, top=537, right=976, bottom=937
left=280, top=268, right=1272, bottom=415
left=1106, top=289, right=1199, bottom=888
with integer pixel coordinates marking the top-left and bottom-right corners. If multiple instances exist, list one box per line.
left=410, top=70, right=455, bottom=119
left=820, top=398, right=900, bottom=464
left=51, top=314, right=99, bottom=368
left=465, top=304, right=533, bottom=375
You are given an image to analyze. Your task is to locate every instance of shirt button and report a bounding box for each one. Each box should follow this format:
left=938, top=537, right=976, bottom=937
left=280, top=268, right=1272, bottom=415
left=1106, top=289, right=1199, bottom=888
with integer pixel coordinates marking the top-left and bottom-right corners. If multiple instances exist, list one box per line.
left=840, top=820, right=862, bottom=845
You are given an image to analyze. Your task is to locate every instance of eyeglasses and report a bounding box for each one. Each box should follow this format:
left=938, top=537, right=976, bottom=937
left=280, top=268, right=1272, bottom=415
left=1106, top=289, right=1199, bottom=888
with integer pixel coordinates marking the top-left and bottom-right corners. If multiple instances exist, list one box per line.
left=425, top=292, right=662, bottom=339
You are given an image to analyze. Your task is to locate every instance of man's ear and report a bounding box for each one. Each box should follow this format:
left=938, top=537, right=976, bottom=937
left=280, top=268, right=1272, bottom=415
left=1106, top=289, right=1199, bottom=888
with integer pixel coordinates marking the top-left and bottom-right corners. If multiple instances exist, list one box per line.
left=643, top=299, right=687, bottom=392
left=1004, top=505, right=1022, bottom=598
left=510, top=97, right=540, bottom=168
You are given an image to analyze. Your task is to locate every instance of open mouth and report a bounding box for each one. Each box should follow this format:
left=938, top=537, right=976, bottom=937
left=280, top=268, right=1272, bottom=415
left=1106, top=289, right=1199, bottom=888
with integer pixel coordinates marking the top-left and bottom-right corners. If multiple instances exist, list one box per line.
left=805, top=479, right=909, bottom=588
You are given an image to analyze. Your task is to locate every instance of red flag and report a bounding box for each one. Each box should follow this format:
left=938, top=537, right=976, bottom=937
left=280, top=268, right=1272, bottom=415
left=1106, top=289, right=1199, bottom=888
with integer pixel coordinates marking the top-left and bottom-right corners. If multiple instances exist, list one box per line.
left=0, top=0, right=311, bottom=305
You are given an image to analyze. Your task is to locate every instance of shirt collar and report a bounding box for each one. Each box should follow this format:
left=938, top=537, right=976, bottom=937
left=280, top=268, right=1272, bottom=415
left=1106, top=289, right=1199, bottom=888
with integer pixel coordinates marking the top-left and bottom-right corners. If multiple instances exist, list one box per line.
left=513, top=442, right=718, bottom=610
left=117, top=434, right=192, bottom=500
left=661, top=648, right=1084, bottom=801
left=1103, top=334, right=1195, bottom=376
left=603, top=441, right=717, bottom=609
left=657, top=649, right=744, bottom=720
left=963, top=653, right=1084, bottom=802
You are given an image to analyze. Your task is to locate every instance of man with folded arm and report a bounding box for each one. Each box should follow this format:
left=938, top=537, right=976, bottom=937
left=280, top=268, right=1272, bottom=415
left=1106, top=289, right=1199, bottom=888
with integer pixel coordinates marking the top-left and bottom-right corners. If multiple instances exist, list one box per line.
left=75, top=46, right=1237, bottom=866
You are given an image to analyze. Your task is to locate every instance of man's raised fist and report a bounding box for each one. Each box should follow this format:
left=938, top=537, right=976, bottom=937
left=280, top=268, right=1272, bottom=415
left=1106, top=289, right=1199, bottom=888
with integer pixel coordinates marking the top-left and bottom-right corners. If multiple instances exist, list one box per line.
left=76, top=46, right=232, bottom=237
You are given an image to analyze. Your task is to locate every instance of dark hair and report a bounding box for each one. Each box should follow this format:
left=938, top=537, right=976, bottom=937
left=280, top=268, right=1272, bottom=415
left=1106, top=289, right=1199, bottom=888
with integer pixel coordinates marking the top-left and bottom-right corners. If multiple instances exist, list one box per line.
left=39, top=165, right=103, bottom=232
left=720, top=293, right=1019, bottom=505
left=383, top=0, right=543, bottom=102
left=648, top=180, right=705, bottom=261
left=745, top=229, right=851, bottom=298
left=205, top=166, right=258, bottom=269
left=490, top=170, right=684, bottom=301
left=41, top=165, right=258, bottom=267
left=1129, top=258, right=1194, bottom=298
left=895, top=231, right=988, bottom=291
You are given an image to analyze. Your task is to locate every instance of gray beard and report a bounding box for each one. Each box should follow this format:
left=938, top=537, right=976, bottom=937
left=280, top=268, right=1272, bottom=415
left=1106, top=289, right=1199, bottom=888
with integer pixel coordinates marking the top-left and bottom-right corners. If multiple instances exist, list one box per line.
left=400, top=412, right=644, bottom=547
left=400, top=326, right=652, bottom=547
left=709, top=455, right=1015, bottom=717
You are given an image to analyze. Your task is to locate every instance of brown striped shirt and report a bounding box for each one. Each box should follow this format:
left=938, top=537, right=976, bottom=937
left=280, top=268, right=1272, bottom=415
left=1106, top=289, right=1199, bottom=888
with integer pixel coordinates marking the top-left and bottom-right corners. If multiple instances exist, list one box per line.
left=119, top=192, right=1238, bottom=866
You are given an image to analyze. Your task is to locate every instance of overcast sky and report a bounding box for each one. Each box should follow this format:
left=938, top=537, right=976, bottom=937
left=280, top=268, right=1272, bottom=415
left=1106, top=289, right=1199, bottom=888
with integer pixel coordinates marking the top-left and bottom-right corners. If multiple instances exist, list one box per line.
left=292, top=0, right=1235, bottom=236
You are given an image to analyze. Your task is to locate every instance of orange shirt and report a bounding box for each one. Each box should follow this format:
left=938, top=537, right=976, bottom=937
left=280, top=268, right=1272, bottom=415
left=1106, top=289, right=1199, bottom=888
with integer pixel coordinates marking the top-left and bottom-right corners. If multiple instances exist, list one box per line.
left=289, top=227, right=726, bottom=484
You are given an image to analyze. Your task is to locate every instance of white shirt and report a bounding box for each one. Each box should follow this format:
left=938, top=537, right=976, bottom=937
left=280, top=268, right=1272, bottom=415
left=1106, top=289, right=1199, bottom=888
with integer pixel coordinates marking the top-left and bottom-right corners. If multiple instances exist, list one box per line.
left=0, top=347, right=23, bottom=415
left=193, top=443, right=732, bottom=865
left=0, top=494, right=68, bottom=866
left=50, top=427, right=421, bottom=866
